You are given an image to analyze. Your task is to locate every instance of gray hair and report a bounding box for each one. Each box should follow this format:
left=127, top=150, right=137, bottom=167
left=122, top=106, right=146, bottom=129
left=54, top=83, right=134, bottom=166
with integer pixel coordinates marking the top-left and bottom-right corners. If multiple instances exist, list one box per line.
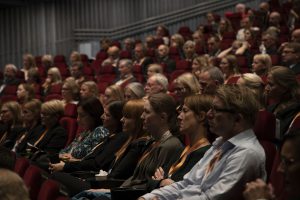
left=203, top=66, right=224, bottom=84
left=151, top=73, right=169, bottom=92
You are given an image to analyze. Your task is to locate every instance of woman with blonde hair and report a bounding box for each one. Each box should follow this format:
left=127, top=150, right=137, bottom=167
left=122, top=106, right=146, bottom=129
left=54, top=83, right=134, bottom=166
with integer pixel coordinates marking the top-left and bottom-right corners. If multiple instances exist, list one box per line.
left=265, top=66, right=300, bottom=138
left=172, top=73, right=201, bottom=105
left=252, top=54, right=272, bottom=79
left=237, top=73, right=265, bottom=109
left=61, top=77, right=80, bottom=106
left=42, top=67, right=62, bottom=95
left=147, top=64, right=163, bottom=79
left=219, top=55, right=240, bottom=84
left=16, top=83, right=35, bottom=107
left=101, top=84, right=124, bottom=105
left=0, top=101, right=24, bottom=149
left=22, top=53, right=37, bottom=81
left=80, top=81, right=99, bottom=100
left=191, top=55, right=212, bottom=79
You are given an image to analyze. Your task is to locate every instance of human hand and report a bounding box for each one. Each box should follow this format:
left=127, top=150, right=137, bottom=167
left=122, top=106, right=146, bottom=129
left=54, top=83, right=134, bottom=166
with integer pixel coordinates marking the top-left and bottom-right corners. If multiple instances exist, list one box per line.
left=159, top=178, right=174, bottom=187
left=49, top=161, right=65, bottom=172
left=152, top=167, right=164, bottom=180
left=243, top=179, right=275, bottom=200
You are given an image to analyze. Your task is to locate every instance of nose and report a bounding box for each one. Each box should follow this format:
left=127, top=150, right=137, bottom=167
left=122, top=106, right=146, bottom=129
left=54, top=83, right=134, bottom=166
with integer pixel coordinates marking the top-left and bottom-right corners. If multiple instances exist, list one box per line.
left=206, top=109, right=214, bottom=119
left=277, top=161, right=285, bottom=174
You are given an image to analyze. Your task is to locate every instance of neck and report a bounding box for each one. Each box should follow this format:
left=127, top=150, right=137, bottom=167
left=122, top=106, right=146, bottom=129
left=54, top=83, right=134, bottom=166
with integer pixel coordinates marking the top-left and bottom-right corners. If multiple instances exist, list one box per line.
left=152, top=125, right=169, bottom=141
left=189, top=125, right=207, bottom=146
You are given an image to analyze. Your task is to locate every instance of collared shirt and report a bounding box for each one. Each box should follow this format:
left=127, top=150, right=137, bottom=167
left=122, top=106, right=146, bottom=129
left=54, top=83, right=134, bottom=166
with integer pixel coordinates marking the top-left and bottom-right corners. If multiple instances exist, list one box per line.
left=142, top=129, right=266, bottom=200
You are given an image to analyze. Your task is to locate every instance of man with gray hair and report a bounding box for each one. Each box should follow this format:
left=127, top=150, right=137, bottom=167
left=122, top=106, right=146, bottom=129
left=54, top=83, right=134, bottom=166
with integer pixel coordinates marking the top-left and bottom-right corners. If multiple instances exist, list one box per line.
left=115, top=59, right=136, bottom=88
left=144, top=73, right=168, bottom=96
left=0, top=64, right=20, bottom=95
left=198, top=66, right=224, bottom=95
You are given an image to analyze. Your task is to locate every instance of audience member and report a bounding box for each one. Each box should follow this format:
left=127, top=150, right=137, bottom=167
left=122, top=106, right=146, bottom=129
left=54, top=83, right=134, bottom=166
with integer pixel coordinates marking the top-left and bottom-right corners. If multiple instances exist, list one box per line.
left=61, top=77, right=80, bottom=106
left=101, top=84, right=124, bottom=106
left=59, top=97, right=108, bottom=160
left=265, top=66, right=300, bottom=138
left=0, top=64, right=20, bottom=95
left=0, top=169, right=30, bottom=200
left=13, top=99, right=43, bottom=154
left=115, top=59, right=136, bottom=88
left=144, top=73, right=168, bottom=96
left=133, top=43, right=153, bottom=78
left=0, top=101, right=24, bottom=149
left=16, top=83, right=35, bottom=107
left=252, top=54, right=272, bottom=79
left=291, top=28, right=300, bottom=43
left=244, top=131, right=300, bottom=200
left=69, top=51, right=81, bottom=66
left=80, top=81, right=99, bottom=100
left=139, top=85, right=266, bottom=200
left=102, top=46, right=120, bottom=68
left=22, top=53, right=37, bottom=81
left=219, top=55, right=240, bottom=83
left=124, top=82, right=145, bottom=101
left=0, top=146, right=16, bottom=170
left=42, top=67, right=62, bottom=95
left=146, top=64, right=163, bottom=79
left=198, top=66, right=224, bottom=95
left=281, top=42, right=300, bottom=74
left=191, top=55, right=212, bottom=79
left=207, top=35, right=221, bottom=58
left=41, top=54, right=54, bottom=73
left=70, top=61, right=87, bottom=87
left=156, top=44, right=176, bottom=73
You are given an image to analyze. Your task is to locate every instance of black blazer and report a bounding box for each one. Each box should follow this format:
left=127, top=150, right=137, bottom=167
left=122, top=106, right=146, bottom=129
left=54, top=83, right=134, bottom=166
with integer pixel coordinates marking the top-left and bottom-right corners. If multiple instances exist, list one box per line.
left=63, top=132, right=129, bottom=173
left=0, top=124, right=25, bottom=150
left=35, top=123, right=67, bottom=154
left=15, top=124, right=44, bottom=154
left=107, top=138, right=153, bottom=180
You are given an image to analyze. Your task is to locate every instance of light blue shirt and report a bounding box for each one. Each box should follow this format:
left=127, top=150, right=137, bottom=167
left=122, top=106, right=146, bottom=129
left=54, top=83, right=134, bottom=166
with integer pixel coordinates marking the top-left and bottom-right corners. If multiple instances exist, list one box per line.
left=142, top=129, right=266, bottom=200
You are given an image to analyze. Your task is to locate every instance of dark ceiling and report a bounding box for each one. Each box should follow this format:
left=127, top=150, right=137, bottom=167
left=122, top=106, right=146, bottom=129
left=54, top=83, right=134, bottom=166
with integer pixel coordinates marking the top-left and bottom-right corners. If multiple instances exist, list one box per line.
left=0, top=0, right=51, bottom=8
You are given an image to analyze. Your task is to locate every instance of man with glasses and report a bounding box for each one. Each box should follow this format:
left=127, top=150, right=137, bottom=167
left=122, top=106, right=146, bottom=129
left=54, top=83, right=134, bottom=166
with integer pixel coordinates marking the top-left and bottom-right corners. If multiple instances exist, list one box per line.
left=198, top=66, right=224, bottom=95
left=281, top=42, right=300, bottom=74
left=244, top=131, right=300, bottom=200
left=139, top=85, right=266, bottom=200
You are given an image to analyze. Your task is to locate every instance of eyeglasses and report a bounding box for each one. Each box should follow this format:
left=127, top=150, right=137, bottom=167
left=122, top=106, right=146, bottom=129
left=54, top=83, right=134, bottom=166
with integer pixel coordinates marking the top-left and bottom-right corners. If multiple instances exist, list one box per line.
left=280, top=156, right=299, bottom=169
left=209, top=105, right=236, bottom=114
left=282, top=50, right=295, bottom=54
left=174, top=87, right=186, bottom=93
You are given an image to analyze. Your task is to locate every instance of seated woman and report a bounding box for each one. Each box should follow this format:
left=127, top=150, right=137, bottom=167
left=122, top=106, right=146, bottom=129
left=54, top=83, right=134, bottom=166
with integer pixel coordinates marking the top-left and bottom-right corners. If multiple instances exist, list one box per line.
left=172, top=73, right=201, bottom=106
left=80, top=81, right=99, bottom=100
left=13, top=99, right=44, bottom=154
left=42, top=67, right=62, bottom=95
left=124, top=82, right=145, bottom=101
left=148, top=94, right=212, bottom=190
left=72, top=99, right=151, bottom=199
left=17, top=83, right=35, bottom=107
left=219, top=55, right=241, bottom=84
left=35, top=100, right=67, bottom=153
left=50, top=101, right=128, bottom=196
left=252, top=54, right=272, bottom=81
left=0, top=101, right=24, bottom=149
left=265, top=66, right=300, bottom=139
left=59, top=97, right=109, bottom=161
left=75, top=93, right=184, bottom=199
left=191, top=55, right=212, bottom=80
left=61, top=77, right=80, bottom=106
left=100, top=84, right=124, bottom=106
left=182, top=40, right=198, bottom=62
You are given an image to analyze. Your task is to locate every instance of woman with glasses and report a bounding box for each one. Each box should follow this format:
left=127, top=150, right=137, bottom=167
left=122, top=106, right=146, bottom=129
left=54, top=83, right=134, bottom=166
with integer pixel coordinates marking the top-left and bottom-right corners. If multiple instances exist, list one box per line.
left=61, top=77, right=80, bottom=106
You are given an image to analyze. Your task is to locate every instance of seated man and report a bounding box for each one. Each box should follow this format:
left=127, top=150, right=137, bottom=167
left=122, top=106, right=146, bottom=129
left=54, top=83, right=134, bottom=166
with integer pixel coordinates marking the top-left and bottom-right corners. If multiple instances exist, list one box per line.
left=114, top=59, right=136, bottom=88
left=0, top=64, right=20, bottom=95
left=139, top=85, right=266, bottom=200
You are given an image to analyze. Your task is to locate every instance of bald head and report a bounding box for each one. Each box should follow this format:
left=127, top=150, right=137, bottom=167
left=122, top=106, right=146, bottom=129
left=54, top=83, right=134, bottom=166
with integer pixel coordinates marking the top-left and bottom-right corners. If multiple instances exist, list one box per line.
left=292, top=29, right=300, bottom=43
left=107, top=46, right=120, bottom=59
left=259, top=2, right=269, bottom=12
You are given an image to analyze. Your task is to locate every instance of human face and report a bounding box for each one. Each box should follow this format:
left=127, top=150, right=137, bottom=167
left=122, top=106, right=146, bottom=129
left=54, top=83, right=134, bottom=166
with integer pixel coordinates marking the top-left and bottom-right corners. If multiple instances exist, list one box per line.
left=101, top=107, right=115, bottom=130
left=219, top=20, right=227, bottom=32
left=156, top=26, right=165, bottom=37
left=4, top=66, right=15, bottom=79
left=277, top=140, right=300, bottom=198
left=102, top=88, right=113, bottom=105
left=207, top=38, right=219, bottom=53
left=134, top=46, right=144, bottom=59
left=77, top=106, right=93, bottom=129
left=0, top=106, right=13, bottom=124
left=261, top=35, right=274, bottom=48
left=264, top=74, right=286, bottom=99
left=80, top=84, right=91, bottom=99
left=17, top=84, right=27, bottom=100
left=70, top=66, right=81, bottom=79
left=62, top=83, right=73, bottom=102
left=252, top=57, right=265, bottom=73
left=173, top=82, right=188, bottom=101
left=281, top=47, right=298, bottom=64
left=206, top=96, right=236, bottom=139
left=141, top=100, right=160, bottom=135
left=41, top=109, right=56, bottom=127
left=121, top=116, right=135, bottom=134
left=219, top=58, right=230, bottom=75
left=144, top=77, right=163, bottom=95
left=147, top=67, right=156, bottom=78
left=193, top=33, right=202, bottom=44
left=291, top=30, right=300, bottom=43
left=244, top=29, right=252, bottom=41
left=22, top=106, right=36, bottom=126
left=124, top=88, right=136, bottom=101
left=192, top=60, right=200, bottom=74
left=178, top=104, right=198, bottom=134
left=183, top=44, right=195, bottom=58
left=158, top=46, right=168, bottom=58
left=198, top=71, right=216, bottom=95
left=118, top=63, right=129, bottom=77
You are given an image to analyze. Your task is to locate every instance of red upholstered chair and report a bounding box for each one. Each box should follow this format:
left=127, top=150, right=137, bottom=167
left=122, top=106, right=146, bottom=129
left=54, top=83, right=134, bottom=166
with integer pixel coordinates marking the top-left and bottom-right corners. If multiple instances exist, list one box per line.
left=48, top=83, right=62, bottom=95
left=83, top=66, right=94, bottom=76
left=169, top=47, right=181, bottom=61
left=16, top=70, right=25, bottom=80
left=270, top=55, right=281, bottom=66
left=225, top=76, right=240, bottom=85
left=99, top=64, right=114, bottom=75
left=2, top=85, right=18, bottom=95
left=175, top=60, right=191, bottom=70
left=80, top=54, right=89, bottom=64
left=178, top=26, right=193, bottom=41
left=64, top=103, right=78, bottom=118
left=56, top=196, right=70, bottom=200
left=0, top=95, right=18, bottom=103
left=119, top=50, right=132, bottom=59
left=254, top=110, right=277, bottom=179
left=54, top=55, right=68, bottom=69
left=60, top=117, right=78, bottom=146
left=37, top=179, right=60, bottom=200
left=96, top=74, right=116, bottom=84
left=225, top=12, right=242, bottom=31
left=96, top=51, right=108, bottom=60
left=14, top=157, right=30, bottom=177
left=23, top=165, right=44, bottom=200
left=236, top=55, right=248, bottom=68
left=97, top=82, right=109, bottom=94
left=169, top=70, right=186, bottom=82
left=44, top=94, right=63, bottom=102
left=91, top=59, right=104, bottom=75
left=35, top=56, right=43, bottom=68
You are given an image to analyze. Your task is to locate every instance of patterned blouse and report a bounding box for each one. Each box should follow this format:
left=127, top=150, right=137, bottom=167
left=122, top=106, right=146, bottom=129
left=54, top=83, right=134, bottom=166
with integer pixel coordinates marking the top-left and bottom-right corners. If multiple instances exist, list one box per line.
left=60, top=126, right=109, bottom=159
